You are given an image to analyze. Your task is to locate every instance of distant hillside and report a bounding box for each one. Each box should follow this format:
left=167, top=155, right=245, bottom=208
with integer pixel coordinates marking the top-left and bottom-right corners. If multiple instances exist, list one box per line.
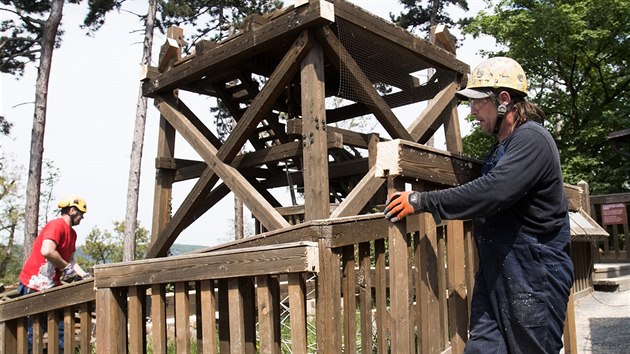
left=169, top=243, right=207, bottom=256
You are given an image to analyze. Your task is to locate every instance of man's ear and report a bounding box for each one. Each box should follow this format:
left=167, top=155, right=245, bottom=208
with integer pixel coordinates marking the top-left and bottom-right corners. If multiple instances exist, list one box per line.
left=498, top=90, right=511, bottom=105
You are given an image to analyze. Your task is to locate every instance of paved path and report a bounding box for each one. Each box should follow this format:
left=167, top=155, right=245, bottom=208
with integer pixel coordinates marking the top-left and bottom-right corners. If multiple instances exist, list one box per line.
left=569, top=290, right=630, bottom=353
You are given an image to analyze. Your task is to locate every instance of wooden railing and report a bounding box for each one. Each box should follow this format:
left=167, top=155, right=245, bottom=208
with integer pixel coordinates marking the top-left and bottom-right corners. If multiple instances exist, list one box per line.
left=0, top=279, right=95, bottom=354
left=589, top=191, right=630, bottom=262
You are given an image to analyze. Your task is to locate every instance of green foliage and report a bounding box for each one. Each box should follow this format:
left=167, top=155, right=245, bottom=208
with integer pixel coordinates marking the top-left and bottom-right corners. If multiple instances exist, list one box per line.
left=77, top=221, right=149, bottom=269
left=464, top=0, right=630, bottom=193
left=0, top=154, right=24, bottom=284
left=461, top=115, right=496, bottom=160
left=392, top=0, right=469, bottom=39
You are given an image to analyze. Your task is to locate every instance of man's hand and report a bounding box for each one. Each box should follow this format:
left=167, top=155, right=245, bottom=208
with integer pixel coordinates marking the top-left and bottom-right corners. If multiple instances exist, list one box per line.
left=384, top=191, right=422, bottom=222
left=61, top=262, right=79, bottom=283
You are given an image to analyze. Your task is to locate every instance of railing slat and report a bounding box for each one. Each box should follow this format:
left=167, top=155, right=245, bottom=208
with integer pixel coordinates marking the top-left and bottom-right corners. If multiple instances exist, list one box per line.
left=200, top=279, right=218, bottom=354
left=96, top=287, right=127, bottom=354
left=288, top=273, right=307, bottom=353
left=417, top=212, right=441, bottom=353
left=342, top=245, right=357, bottom=353
left=358, top=241, right=373, bottom=353
left=256, top=275, right=278, bottom=354
left=374, top=238, right=388, bottom=354
left=446, top=220, right=469, bottom=353
left=150, top=284, right=167, bottom=354
left=63, top=307, right=74, bottom=354
left=0, top=319, right=17, bottom=354
left=228, top=279, right=245, bottom=353
left=48, top=310, right=60, bottom=354
left=33, top=314, right=43, bottom=354
left=175, top=282, right=191, bottom=354
left=128, top=286, right=146, bottom=354
left=79, top=302, right=92, bottom=354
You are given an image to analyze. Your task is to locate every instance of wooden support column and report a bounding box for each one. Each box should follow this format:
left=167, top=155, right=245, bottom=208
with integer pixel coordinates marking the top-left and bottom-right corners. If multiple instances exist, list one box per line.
left=301, top=35, right=329, bottom=221
left=316, top=230, right=341, bottom=353
left=150, top=26, right=182, bottom=243
left=96, top=288, right=127, bottom=354
left=387, top=177, right=413, bottom=353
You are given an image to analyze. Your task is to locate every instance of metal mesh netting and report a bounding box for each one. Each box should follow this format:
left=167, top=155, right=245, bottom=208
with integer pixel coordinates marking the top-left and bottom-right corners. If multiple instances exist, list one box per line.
left=335, top=17, right=457, bottom=109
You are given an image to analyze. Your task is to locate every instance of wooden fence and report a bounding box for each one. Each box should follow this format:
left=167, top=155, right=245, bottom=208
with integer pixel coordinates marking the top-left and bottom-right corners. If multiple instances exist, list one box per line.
left=588, top=191, right=629, bottom=262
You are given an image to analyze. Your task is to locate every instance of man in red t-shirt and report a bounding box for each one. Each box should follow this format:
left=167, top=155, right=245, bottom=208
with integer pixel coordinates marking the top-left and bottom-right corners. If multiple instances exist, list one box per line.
left=19, top=195, right=91, bottom=291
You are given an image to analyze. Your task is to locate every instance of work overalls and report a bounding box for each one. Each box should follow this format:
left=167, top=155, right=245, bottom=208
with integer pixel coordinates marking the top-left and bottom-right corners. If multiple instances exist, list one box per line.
left=464, top=143, right=574, bottom=354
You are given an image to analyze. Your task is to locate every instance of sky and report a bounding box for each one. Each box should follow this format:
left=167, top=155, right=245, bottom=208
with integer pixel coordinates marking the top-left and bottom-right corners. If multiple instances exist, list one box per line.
left=1, top=0, right=497, bottom=247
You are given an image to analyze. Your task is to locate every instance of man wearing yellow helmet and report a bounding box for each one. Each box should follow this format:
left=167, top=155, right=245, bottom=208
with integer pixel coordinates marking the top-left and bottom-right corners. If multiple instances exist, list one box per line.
left=18, top=196, right=92, bottom=351
left=385, top=57, right=572, bottom=353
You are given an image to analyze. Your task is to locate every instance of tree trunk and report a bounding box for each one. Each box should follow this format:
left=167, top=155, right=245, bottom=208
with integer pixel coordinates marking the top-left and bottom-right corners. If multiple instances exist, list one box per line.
left=123, top=0, right=158, bottom=262
left=234, top=195, right=243, bottom=240
left=23, top=0, right=64, bottom=262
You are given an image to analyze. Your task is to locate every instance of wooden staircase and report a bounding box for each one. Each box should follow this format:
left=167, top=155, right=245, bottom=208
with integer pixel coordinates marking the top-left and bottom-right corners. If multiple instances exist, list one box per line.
left=593, top=263, right=630, bottom=291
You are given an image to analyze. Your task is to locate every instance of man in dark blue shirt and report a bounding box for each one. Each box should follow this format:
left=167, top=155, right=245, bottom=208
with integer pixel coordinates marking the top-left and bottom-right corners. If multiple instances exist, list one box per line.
left=385, top=57, right=573, bottom=354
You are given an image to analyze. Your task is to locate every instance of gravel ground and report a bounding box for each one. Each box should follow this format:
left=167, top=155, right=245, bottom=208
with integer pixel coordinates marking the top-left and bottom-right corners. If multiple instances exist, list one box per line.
left=567, top=290, right=630, bottom=354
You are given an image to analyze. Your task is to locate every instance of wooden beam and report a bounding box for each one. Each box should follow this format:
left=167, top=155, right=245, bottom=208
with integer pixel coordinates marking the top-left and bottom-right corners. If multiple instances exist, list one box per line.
left=142, top=1, right=333, bottom=97
left=95, top=242, right=319, bottom=288
left=156, top=97, right=289, bottom=228
left=329, top=165, right=384, bottom=218
left=317, top=27, right=413, bottom=141
left=0, top=280, right=95, bottom=322
left=286, top=118, right=386, bottom=148
left=96, top=287, right=127, bottom=354
left=375, top=139, right=481, bottom=186
left=408, top=82, right=459, bottom=143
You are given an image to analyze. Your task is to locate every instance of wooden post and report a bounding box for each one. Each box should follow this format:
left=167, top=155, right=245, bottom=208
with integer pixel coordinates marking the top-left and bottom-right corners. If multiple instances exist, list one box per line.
left=416, top=211, right=441, bottom=353
left=150, top=27, right=182, bottom=244
left=446, top=220, right=469, bottom=353
left=301, top=35, right=329, bottom=221
left=96, top=288, right=127, bottom=354
left=0, top=320, right=17, bottom=354
left=387, top=177, right=413, bottom=353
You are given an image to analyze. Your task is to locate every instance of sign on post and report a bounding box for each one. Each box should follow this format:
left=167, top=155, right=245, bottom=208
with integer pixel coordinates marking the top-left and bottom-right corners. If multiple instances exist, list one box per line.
left=601, top=203, right=628, bottom=226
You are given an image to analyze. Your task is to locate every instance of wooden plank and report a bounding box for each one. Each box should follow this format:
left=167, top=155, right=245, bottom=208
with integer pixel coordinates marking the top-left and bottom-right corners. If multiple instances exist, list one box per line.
left=241, top=278, right=257, bottom=354
left=200, top=280, right=218, bottom=354
left=0, top=320, right=17, bottom=354
left=33, top=314, right=43, bottom=354
left=316, top=236, right=342, bottom=352
left=0, top=280, right=95, bottom=322
left=375, top=139, right=481, bottom=186
left=358, top=242, right=373, bottom=352
left=150, top=284, right=167, bottom=354
left=79, top=303, right=92, bottom=354
left=342, top=245, right=357, bottom=353
left=408, top=82, right=458, bottom=143
left=301, top=38, right=330, bottom=221
left=387, top=178, right=412, bottom=353
left=374, top=238, right=388, bottom=353
left=416, top=212, right=441, bottom=353
left=175, top=282, right=191, bottom=353
left=142, top=1, right=333, bottom=97
left=228, top=279, right=246, bottom=353
left=96, top=242, right=319, bottom=287
left=218, top=280, right=230, bottom=353
left=256, top=276, right=279, bottom=354
left=286, top=119, right=385, bottom=149
left=128, top=286, right=146, bottom=354
left=446, top=220, right=468, bottom=353
left=63, top=307, right=74, bottom=354
left=288, top=273, right=308, bottom=353
left=96, top=288, right=127, bottom=354
left=317, top=27, right=413, bottom=141
left=48, top=311, right=60, bottom=354
left=17, top=317, right=28, bottom=354
left=563, top=290, right=578, bottom=354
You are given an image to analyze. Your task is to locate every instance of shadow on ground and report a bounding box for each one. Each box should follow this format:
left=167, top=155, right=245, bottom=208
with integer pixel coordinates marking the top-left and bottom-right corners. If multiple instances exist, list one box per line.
left=590, top=317, right=630, bottom=354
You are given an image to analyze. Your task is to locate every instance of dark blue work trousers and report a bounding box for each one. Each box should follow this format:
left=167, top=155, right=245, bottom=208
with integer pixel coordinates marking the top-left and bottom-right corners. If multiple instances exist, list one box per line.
left=464, top=217, right=574, bottom=354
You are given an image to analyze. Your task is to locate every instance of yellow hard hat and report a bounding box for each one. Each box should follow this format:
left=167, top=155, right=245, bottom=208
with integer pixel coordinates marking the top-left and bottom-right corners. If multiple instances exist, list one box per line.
left=58, top=196, right=87, bottom=213
left=457, top=57, right=528, bottom=99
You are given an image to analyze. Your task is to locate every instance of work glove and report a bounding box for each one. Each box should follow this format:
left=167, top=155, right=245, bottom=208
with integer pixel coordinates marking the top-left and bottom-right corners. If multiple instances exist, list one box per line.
left=384, top=191, right=422, bottom=223
left=61, top=262, right=80, bottom=283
